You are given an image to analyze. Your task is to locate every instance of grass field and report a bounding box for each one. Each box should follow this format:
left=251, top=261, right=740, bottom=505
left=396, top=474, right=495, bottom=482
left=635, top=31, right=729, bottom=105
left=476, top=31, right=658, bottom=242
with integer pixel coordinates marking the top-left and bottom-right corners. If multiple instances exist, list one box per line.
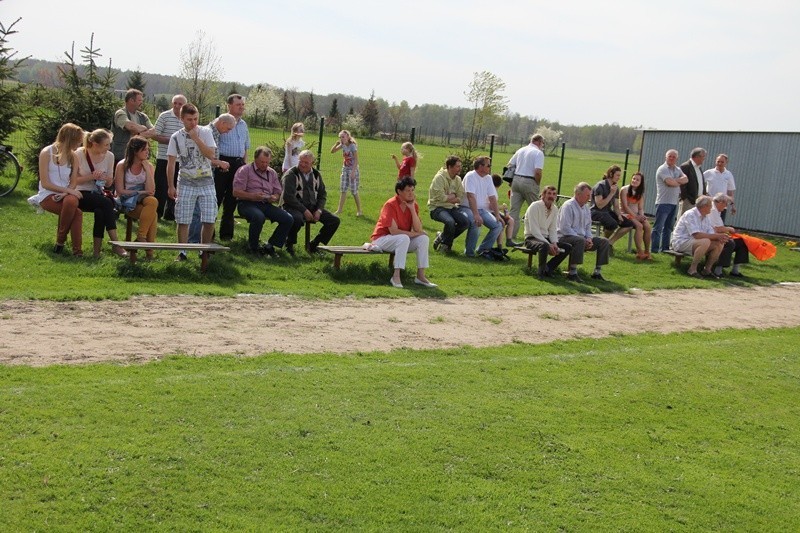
left=1, top=128, right=798, bottom=300
left=2, top=328, right=799, bottom=529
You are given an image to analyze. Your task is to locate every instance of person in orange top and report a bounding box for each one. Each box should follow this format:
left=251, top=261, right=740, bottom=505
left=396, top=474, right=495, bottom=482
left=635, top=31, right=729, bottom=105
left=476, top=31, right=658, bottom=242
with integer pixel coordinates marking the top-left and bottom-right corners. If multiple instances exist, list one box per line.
left=370, top=177, right=436, bottom=289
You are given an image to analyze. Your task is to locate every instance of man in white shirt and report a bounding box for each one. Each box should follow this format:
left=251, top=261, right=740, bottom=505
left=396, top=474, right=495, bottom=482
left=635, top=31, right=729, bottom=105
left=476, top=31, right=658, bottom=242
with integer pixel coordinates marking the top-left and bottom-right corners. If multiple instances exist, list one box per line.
left=524, top=185, right=571, bottom=278
left=703, top=154, right=737, bottom=222
left=166, top=104, right=218, bottom=246
left=507, top=134, right=545, bottom=242
left=671, top=195, right=728, bottom=278
left=463, top=156, right=503, bottom=259
left=708, top=193, right=748, bottom=277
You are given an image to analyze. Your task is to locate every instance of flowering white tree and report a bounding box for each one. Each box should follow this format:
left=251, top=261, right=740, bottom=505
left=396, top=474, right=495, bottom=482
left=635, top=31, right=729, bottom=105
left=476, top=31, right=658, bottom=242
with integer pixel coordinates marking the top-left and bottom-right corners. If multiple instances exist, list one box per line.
left=245, top=85, right=283, bottom=126
left=341, top=113, right=366, bottom=137
left=535, top=125, right=563, bottom=155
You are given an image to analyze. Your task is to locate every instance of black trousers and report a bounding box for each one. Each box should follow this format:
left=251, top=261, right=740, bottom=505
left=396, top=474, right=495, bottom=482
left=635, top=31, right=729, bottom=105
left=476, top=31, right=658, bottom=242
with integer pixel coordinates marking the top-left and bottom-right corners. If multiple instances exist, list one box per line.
left=154, top=159, right=178, bottom=220
left=77, top=191, right=116, bottom=238
left=524, top=237, right=572, bottom=272
left=285, top=208, right=340, bottom=247
left=215, top=156, right=245, bottom=240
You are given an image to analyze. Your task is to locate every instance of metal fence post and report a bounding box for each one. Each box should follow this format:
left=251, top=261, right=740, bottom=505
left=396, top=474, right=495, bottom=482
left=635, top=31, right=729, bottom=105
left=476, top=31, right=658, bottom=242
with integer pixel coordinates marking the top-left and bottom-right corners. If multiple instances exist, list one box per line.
left=557, top=142, right=566, bottom=195
left=622, top=148, right=630, bottom=186
left=410, top=127, right=416, bottom=144
left=316, top=116, right=325, bottom=169
left=215, top=105, right=221, bottom=118
left=489, top=134, right=495, bottom=161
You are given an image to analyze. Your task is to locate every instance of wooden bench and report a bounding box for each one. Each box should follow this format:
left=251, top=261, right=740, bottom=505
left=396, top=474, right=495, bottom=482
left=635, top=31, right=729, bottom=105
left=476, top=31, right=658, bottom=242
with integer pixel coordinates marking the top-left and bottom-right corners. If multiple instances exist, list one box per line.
left=512, top=245, right=538, bottom=270
left=317, top=245, right=395, bottom=270
left=663, top=249, right=690, bottom=266
left=109, top=241, right=230, bottom=273
left=791, top=247, right=800, bottom=253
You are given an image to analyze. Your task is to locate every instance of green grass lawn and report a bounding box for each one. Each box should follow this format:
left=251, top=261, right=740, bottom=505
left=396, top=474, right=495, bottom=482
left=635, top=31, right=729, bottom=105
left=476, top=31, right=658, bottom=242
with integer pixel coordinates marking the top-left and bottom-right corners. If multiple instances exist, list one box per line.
left=1, top=130, right=798, bottom=300
left=2, top=328, right=798, bottom=529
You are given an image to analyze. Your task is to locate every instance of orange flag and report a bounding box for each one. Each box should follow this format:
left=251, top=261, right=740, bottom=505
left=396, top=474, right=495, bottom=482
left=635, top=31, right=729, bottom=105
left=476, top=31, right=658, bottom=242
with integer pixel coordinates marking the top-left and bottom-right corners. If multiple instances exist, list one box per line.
left=730, top=233, right=777, bottom=261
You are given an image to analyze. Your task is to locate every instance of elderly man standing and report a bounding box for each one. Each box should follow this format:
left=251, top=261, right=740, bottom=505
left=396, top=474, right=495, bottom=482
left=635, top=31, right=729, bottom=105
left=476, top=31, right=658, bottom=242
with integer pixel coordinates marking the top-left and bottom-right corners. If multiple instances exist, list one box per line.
left=463, top=156, right=503, bottom=259
left=153, top=94, right=187, bottom=220
left=708, top=193, right=748, bottom=277
left=652, top=149, right=688, bottom=254
left=281, top=150, right=340, bottom=256
left=428, top=155, right=477, bottom=255
left=678, top=147, right=707, bottom=218
left=671, top=195, right=728, bottom=278
left=507, top=133, right=545, bottom=243
left=703, top=154, right=737, bottom=222
left=524, top=185, right=571, bottom=279
left=233, top=146, right=294, bottom=257
left=557, top=182, right=611, bottom=282
left=215, top=94, right=250, bottom=241
left=112, top=89, right=155, bottom=164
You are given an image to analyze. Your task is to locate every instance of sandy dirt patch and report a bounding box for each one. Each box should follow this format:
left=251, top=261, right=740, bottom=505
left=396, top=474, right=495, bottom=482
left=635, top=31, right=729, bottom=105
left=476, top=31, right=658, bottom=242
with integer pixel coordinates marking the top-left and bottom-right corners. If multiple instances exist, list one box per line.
left=1, top=284, right=798, bottom=366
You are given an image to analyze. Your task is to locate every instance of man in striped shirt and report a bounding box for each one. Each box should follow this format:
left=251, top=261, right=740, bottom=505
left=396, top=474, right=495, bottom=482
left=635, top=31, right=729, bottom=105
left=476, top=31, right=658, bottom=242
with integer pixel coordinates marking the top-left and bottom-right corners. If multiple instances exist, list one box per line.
left=153, top=94, right=187, bottom=220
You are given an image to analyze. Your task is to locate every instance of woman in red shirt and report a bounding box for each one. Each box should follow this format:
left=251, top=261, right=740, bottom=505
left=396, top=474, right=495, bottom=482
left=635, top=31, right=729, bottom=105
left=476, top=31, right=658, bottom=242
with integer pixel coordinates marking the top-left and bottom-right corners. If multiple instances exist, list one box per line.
left=370, top=177, right=437, bottom=288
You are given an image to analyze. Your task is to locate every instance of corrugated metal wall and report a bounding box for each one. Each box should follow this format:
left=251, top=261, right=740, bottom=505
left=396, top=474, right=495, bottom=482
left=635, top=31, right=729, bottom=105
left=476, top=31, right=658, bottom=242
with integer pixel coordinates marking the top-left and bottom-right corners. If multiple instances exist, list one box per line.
left=639, top=130, right=800, bottom=237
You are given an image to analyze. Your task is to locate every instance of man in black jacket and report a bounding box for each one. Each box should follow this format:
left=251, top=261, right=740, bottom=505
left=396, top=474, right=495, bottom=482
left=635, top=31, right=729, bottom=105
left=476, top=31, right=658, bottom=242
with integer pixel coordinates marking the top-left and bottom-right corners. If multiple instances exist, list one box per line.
left=678, top=147, right=707, bottom=218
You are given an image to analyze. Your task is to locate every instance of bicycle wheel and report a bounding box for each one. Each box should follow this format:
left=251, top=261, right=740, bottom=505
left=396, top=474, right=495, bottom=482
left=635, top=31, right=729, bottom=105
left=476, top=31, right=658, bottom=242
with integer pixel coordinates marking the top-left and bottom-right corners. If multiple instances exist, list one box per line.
left=0, top=147, right=22, bottom=198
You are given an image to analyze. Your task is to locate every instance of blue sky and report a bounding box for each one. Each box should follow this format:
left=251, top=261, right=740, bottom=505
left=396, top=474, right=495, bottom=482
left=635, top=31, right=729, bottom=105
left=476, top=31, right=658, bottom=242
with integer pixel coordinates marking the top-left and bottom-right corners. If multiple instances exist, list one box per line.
left=5, top=0, right=799, bottom=131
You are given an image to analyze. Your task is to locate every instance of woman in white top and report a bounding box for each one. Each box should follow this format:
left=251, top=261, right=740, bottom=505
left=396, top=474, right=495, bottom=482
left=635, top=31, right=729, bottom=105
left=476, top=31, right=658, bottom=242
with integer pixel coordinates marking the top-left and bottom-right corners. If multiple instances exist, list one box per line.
left=115, top=136, right=158, bottom=258
left=73, top=128, right=127, bottom=257
left=34, top=123, right=85, bottom=255
left=282, top=122, right=305, bottom=172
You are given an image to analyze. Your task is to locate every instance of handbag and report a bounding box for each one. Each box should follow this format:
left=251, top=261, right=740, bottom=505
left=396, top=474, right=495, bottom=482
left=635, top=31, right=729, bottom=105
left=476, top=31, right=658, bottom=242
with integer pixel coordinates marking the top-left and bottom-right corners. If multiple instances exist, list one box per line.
left=502, top=163, right=516, bottom=184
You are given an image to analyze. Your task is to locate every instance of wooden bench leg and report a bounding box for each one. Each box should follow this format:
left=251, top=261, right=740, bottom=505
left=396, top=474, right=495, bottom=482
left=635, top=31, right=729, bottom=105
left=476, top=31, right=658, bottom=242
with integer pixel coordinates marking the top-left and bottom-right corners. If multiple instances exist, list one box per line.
left=674, top=255, right=683, bottom=266
left=527, top=253, right=533, bottom=270
left=129, top=249, right=137, bottom=265
left=333, top=254, right=342, bottom=270
left=201, top=251, right=210, bottom=273
left=305, top=221, right=312, bottom=248
left=125, top=216, right=134, bottom=241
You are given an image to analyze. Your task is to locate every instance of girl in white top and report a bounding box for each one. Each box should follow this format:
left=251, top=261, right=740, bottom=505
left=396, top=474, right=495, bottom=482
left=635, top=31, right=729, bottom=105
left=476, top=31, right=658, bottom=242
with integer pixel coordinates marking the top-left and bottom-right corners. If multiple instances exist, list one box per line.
left=34, top=123, right=85, bottom=255
left=282, top=122, right=305, bottom=172
left=73, top=128, right=127, bottom=257
left=115, top=136, right=158, bottom=257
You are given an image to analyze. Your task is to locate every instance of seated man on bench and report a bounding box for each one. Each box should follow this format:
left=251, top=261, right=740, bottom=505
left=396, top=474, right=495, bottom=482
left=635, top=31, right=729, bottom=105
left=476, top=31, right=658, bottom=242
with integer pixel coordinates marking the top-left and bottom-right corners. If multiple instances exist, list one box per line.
left=281, top=150, right=340, bottom=256
left=523, top=185, right=571, bottom=279
left=233, top=146, right=293, bottom=257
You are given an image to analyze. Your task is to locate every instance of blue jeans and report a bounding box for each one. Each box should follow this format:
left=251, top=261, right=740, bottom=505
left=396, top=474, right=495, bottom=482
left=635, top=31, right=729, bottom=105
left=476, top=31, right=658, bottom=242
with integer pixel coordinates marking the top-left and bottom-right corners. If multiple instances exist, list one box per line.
left=237, top=200, right=294, bottom=250
left=474, top=209, right=503, bottom=254
left=188, top=202, right=202, bottom=244
left=652, top=203, right=677, bottom=253
left=430, top=205, right=475, bottom=252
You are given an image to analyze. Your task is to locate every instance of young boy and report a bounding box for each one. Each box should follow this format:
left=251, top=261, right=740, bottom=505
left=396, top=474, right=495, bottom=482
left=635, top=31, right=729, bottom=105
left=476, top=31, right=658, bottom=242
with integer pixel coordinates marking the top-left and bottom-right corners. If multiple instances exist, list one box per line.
left=166, top=103, right=218, bottom=250
left=492, top=173, right=519, bottom=248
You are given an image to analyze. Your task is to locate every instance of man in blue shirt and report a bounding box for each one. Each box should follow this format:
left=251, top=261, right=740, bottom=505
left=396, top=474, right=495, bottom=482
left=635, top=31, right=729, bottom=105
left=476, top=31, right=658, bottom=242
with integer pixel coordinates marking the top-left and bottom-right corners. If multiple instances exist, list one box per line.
left=215, top=94, right=250, bottom=240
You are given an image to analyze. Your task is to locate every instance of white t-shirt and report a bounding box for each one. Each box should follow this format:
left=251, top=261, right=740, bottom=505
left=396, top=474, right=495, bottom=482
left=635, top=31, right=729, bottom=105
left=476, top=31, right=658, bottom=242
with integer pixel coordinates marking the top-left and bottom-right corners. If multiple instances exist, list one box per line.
left=463, top=170, right=497, bottom=211
left=508, top=143, right=544, bottom=177
left=704, top=168, right=736, bottom=197
left=167, top=126, right=216, bottom=183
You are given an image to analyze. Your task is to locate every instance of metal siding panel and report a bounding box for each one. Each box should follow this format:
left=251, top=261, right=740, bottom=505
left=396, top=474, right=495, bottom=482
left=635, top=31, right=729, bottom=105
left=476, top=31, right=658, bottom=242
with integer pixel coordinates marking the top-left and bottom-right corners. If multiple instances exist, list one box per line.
left=640, top=131, right=800, bottom=236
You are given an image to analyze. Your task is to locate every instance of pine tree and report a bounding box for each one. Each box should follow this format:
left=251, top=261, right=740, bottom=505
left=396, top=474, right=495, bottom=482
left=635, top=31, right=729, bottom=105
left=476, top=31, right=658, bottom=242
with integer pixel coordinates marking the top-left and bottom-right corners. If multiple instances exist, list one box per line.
left=0, top=14, right=27, bottom=145
left=361, top=90, right=379, bottom=135
left=126, top=69, right=146, bottom=92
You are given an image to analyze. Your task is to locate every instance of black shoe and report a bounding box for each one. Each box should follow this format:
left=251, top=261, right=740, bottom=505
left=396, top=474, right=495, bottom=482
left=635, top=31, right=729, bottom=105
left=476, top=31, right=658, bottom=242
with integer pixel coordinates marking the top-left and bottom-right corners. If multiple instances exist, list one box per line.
left=286, top=245, right=296, bottom=257
left=479, top=250, right=495, bottom=261
left=433, top=231, right=442, bottom=251
left=259, top=243, right=277, bottom=257
left=306, top=240, right=319, bottom=254
left=702, top=270, right=721, bottom=279
left=729, top=271, right=744, bottom=278
left=53, top=244, right=64, bottom=254
left=688, top=271, right=702, bottom=278
left=566, top=273, right=583, bottom=282
left=537, top=267, right=550, bottom=280
left=591, top=272, right=606, bottom=281
left=506, top=239, right=520, bottom=248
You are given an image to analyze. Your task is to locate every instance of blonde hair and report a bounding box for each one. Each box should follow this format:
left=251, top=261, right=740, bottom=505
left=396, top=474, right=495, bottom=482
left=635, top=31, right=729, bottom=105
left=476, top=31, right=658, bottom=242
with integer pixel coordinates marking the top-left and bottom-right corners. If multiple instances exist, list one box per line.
left=338, top=130, right=355, bottom=145
left=290, top=122, right=305, bottom=141
left=53, top=123, right=85, bottom=165
left=84, top=128, right=112, bottom=151
left=401, top=141, right=420, bottom=162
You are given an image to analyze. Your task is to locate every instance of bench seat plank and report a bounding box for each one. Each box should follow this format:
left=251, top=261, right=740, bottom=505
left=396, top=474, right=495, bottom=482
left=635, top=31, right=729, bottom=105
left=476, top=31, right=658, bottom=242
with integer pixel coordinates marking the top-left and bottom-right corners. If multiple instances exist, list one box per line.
left=318, top=245, right=395, bottom=270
